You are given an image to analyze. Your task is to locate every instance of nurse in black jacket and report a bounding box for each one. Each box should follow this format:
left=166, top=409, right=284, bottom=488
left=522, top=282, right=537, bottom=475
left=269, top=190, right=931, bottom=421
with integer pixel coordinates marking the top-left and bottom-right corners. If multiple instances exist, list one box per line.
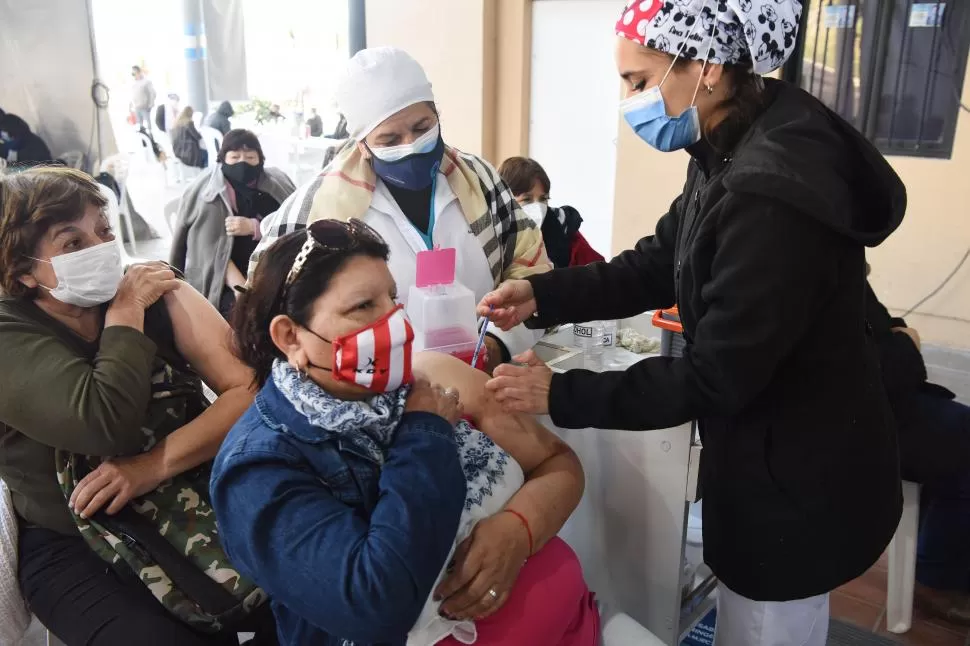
left=480, top=1, right=905, bottom=644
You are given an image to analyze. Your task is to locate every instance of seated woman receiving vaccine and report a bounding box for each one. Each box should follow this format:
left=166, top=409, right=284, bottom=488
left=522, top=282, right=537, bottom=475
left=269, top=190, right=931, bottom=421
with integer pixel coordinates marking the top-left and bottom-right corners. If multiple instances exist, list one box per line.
left=210, top=220, right=599, bottom=646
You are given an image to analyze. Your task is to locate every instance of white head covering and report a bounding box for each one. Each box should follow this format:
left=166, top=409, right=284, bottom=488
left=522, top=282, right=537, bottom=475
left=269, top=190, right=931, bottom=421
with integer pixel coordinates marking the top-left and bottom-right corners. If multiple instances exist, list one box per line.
left=335, top=47, right=435, bottom=140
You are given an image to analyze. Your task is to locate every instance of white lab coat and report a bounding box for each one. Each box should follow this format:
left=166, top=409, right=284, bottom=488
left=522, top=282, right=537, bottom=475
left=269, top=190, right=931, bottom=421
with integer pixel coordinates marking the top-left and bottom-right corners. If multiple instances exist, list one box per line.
left=360, top=175, right=543, bottom=359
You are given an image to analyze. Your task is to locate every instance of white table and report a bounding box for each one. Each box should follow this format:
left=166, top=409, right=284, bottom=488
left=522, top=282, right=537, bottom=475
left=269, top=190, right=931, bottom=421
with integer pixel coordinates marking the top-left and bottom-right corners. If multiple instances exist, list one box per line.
left=539, top=317, right=712, bottom=645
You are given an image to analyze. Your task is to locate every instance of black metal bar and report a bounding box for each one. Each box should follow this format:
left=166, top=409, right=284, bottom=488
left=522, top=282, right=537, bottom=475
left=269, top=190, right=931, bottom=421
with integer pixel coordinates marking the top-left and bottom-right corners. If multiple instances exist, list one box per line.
left=861, top=0, right=894, bottom=140
left=888, top=0, right=916, bottom=148
left=809, top=0, right=825, bottom=95
left=914, top=0, right=944, bottom=147
left=848, top=0, right=863, bottom=123
left=819, top=0, right=834, bottom=106
left=835, top=0, right=860, bottom=118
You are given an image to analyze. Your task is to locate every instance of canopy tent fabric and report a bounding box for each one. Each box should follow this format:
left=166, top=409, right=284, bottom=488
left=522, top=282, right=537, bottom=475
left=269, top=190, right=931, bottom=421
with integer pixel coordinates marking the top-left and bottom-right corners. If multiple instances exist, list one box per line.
left=0, top=0, right=117, bottom=171
left=203, top=0, right=249, bottom=102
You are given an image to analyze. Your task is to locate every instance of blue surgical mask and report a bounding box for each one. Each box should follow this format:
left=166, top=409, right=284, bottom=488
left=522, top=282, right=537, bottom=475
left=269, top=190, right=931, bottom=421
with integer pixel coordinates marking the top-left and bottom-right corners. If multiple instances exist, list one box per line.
left=620, top=3, right=720, bottom=153
left=368, top=124, right=444, bottom=190
left=620, top=84, right=701, bottom=153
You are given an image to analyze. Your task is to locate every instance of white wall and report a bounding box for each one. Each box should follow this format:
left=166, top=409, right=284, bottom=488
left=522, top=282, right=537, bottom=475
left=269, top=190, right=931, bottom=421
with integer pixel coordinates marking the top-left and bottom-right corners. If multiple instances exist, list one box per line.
left=529, top=0, right=621, bottom=258
left=365, top=0, right=487, bottom=157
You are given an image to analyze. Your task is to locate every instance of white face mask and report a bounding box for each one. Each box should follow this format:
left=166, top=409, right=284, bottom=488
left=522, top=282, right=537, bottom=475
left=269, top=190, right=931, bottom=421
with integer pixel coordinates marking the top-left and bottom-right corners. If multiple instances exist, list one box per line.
left=31, top=241, right=123, bottom=308
left=521, top=201, right=548, bottom=227
left=370, top=124, right=440, bottom=162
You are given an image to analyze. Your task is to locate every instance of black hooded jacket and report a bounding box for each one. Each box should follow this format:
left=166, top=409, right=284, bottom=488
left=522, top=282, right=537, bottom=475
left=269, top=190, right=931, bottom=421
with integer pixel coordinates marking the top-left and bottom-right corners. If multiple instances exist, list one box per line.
left=204, top=101, right=235, bottom=136
left=526, top=79, right=906, bottom=601
left=0, top=114, right=53, bottom=166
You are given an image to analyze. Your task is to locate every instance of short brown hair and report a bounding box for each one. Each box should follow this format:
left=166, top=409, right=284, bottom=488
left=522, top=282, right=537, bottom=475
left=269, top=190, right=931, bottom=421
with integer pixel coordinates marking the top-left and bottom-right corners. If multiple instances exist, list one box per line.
left=497, top=157, right=551, bottom=196
left=0, top=166, right=108, bottom=298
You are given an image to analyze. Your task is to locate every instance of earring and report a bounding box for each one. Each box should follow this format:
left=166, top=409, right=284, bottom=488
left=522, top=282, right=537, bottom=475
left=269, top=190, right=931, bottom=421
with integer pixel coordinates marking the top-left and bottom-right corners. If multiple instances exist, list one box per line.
left=705, top=84, right=715, bottom=95
left=298, top=364, right=309, bottom=380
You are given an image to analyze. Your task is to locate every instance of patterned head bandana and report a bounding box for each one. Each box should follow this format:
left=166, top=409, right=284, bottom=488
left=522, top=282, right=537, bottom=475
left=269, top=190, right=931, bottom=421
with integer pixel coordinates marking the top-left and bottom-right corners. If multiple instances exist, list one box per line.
left=616, top=0, right=803, bottom=75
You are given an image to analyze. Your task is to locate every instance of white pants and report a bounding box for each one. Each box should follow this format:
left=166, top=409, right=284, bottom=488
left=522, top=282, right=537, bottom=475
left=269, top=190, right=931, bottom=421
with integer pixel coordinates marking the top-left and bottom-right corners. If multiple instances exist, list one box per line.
left=714, top=583, right=829, bottom=646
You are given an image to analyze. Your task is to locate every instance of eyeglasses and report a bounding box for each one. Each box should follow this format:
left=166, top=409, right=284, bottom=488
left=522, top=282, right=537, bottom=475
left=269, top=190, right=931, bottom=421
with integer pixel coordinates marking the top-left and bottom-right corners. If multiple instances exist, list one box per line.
left=284, top=218, right=384, bottom=288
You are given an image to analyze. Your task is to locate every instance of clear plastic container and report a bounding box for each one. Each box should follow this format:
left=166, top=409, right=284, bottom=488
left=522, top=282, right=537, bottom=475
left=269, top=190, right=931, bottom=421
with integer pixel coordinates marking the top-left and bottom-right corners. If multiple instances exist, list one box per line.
left=407, top=282, right=480, bottom=363
left=601, top=320, right=618, bottom=348
left=573, top=322, right=605, bottom=370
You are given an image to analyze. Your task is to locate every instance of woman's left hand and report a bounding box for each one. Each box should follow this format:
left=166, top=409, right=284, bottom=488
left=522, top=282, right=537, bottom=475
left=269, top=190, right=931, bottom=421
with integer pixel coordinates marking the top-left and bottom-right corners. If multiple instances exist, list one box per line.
left=225, top=216, right=255, bottom=237
left=69, top=453, right=166, bottom=519
left=435, top=511, right=531, bottom=621
left=485, top=350, right=553, bottom=416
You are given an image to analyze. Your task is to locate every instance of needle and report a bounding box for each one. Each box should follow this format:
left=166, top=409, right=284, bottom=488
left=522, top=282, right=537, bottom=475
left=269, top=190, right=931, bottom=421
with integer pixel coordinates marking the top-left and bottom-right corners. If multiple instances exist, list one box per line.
left=471, top=305, right=494, bottom=370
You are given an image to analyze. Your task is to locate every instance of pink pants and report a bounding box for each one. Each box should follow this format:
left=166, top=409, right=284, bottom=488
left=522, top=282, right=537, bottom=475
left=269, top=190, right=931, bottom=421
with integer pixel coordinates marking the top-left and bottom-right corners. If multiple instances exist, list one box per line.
left=439, top=536, right=600, bottom=646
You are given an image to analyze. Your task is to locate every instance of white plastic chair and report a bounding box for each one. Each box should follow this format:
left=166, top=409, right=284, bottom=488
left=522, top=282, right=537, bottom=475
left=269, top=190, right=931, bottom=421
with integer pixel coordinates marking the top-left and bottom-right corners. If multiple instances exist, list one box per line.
left=108, top=158, right=141, bottom=256
left=198, top=127, right=223, bottom=169
left=133, top=131, right=157, bottom=165
left=57, top=150, right=85, bottom=170
left=886, top=479, right=921, bottom=634
left=597, top=600, right=666, bottom=646
left=99, top=184, right=135, bottom=266
left=0, top=479, right=31, bottom=645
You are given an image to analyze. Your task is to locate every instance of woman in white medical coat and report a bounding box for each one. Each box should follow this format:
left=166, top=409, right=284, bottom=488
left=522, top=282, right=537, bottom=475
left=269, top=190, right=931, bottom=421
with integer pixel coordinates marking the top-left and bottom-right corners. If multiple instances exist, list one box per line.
left=251, top=47, right=551, bottom=371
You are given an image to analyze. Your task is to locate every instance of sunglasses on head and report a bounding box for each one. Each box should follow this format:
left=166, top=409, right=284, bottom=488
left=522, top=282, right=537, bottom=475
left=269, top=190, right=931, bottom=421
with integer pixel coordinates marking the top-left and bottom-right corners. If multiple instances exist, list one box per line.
left=284, top=218, right=385, bottom=288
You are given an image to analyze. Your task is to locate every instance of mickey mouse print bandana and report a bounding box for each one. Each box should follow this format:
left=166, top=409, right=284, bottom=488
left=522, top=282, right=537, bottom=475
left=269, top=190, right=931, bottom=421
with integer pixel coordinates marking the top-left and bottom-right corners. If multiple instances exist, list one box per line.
left=616, top=0, right=803, bottom=75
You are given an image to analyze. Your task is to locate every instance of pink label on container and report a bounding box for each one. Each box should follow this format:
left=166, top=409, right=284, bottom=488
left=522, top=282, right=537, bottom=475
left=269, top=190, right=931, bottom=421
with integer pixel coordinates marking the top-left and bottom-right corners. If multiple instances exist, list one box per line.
left=415, top=247, right=456, bottom=287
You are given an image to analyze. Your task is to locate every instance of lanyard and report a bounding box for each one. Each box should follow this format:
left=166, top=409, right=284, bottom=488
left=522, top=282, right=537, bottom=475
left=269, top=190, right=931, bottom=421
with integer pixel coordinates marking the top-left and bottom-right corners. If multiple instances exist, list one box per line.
left=414, top=167, right=439, bottom=250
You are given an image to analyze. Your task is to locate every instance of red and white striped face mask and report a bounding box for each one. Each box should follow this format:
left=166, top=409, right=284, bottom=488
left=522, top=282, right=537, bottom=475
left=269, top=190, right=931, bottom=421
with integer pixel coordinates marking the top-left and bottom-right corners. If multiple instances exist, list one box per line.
left=304, top=305, right=415, bottom=393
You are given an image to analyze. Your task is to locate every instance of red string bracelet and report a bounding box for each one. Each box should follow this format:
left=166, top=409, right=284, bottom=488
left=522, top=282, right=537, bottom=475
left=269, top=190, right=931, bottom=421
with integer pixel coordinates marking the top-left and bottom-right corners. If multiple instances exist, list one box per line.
left=502, top=509, right=534, bottom=556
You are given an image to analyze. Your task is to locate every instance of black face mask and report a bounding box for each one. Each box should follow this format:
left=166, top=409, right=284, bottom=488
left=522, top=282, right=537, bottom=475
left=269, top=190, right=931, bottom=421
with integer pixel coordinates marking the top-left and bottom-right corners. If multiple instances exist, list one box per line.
left=221, top=161, right=262, bottom=185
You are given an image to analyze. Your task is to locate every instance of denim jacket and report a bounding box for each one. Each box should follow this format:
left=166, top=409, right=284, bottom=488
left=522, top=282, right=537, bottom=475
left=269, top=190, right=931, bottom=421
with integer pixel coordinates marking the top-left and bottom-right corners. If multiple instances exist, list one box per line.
left=210, top=378, right=466, bottom=646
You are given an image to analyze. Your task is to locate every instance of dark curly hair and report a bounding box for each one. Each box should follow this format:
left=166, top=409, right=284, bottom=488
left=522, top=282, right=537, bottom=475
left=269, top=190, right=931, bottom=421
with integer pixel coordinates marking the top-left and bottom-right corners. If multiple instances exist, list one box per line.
left=0, top=166, right=108, bottom=299
left=232, top=226, right=390, bottom=387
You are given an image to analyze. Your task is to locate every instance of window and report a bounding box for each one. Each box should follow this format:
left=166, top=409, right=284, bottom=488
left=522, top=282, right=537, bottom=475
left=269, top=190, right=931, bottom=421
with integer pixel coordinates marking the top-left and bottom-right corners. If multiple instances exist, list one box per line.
left=784, top=1, right=970, bottom=158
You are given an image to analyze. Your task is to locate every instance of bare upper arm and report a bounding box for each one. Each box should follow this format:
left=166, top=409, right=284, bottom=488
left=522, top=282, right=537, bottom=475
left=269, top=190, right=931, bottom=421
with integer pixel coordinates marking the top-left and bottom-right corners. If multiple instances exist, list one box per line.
left=412, top=352, right=571, bottom=474
left=163, top=282, right=255, bottom=395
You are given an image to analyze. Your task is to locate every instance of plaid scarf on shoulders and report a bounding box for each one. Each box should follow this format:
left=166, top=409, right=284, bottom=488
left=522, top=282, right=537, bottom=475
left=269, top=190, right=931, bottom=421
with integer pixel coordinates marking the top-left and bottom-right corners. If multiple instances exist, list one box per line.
left=249, top=142, right=550, bottom=286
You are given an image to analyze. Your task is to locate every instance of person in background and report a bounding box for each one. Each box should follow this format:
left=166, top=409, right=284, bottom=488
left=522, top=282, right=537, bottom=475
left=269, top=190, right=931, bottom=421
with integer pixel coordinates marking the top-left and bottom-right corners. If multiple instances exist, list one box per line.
left=306, top=108, right=323, bottom=137
left=0, top=166, right=272, bottom=645
left=498, top=157, right=605, bottom=269
left=212, top=222, right=599, bottom=646
left=267, top=104, right=286, bottom=123
left=156, top=93, right=180, bottom=133
left=130, top=65, right=156, bottom=135
left=170, top=107, right=207, bottom=169
left=866, top=272, right=970, bottom=626
left=170, top=129, right=296, bottom=319
left=327, top=112, right=349, bottom=139
left=205, top=101, right=235, bottom=136
left=252, top=47, right=551, bottom=374
left=479, top=1, right=906, bottom=644
left=0, top=113, right=54, bottom=167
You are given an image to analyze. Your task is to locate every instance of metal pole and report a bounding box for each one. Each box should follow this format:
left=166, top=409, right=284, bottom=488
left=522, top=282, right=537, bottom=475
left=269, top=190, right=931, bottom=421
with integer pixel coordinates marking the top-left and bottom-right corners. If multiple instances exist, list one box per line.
left=348, top=0, right=366, bottom=56
left=183, top=0, right=208, bottom=115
